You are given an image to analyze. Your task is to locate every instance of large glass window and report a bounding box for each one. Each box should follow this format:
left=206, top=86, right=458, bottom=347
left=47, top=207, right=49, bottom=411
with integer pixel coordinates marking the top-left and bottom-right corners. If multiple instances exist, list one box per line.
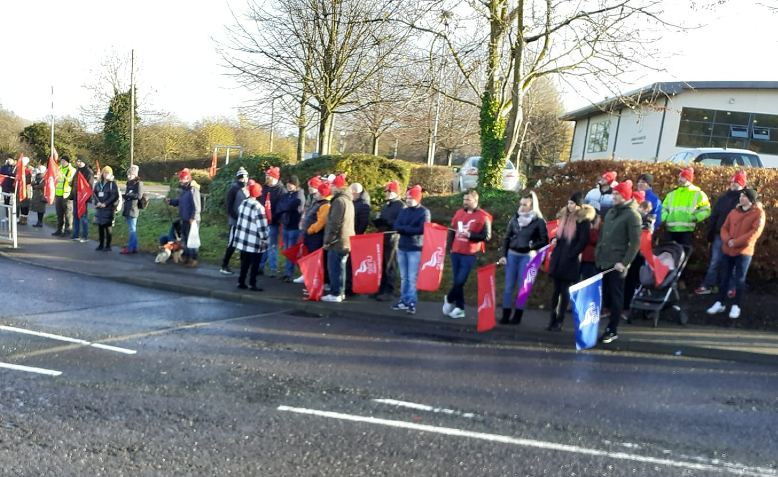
left=587, top=120, right=610, bottom=153
left=676, top=107, right=778, bottom=155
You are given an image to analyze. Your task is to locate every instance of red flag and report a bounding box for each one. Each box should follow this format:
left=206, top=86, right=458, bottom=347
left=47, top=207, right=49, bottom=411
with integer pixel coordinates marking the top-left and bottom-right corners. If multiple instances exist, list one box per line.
left=264, top=195, right=272, bottom=223
left=299, top=248, right=324, bottom=301
left=15, top=154, right=27, bottom=201
left=43, top=148, right=59, bottom=205
left=639, top=229, right=669, bottom=286
left=282, top=240, right=307, bottom=265
left=416, top=222, right=448, bottom=291
left=95, top=159, right=101, bottom=174
left=209, top=150, right=217, bottom=178
left=350, top=232, right=384, bottom=295
left=477, top=263, right=497, bottom=332
left=76, top=171, right=93, bottom=219
left=543, top=219, right=559, bottom=273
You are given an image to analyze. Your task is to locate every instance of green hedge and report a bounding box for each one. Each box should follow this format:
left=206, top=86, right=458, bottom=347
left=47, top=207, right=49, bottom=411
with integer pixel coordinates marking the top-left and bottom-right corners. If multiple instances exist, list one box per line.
left=204, top=154, right=289, bottom=211
left=409, top=165, right=455, bottom=194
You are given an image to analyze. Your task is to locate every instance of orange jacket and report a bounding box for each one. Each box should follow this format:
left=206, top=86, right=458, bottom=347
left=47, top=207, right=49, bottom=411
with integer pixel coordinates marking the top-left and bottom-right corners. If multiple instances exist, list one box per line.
left=720, top=204, right=765, bottom=257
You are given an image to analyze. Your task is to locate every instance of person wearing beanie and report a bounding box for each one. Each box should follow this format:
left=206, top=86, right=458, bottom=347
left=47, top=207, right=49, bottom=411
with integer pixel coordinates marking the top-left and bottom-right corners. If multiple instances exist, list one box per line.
left=498, top=191, right=548, bottom=325
left=595, top=180, right=641, bottom=344
left=92, top=166, right=120, bottom=252
left=300, top=181, right=332, bottom=282
left=277, top=174, right=306, bottom=282
left=233, top=179, right=269, bottom=291
left=30, top=164, right=47, bottom=227
left=707, top=188, right=765, bottom=320
left=392, top=185, right=431, bottom=314
left=661, top=167, right=711, bottom=246
left=321, top=174, right=355, bottom=303
left=371, top=180, right=406, bottom=300
left=219, top=167, right=250, bottom=274
left=68, top=157, right=94, bottom=241
left=258, top=166, right=285, bottom=276
left=584, top=170, right=617, bottom=216
left=695, top=170, right=748, bottom=296
left=546, top=192, right=595, bottom=331
left=52, top=154, right=77, bottom=237
left=442, top=189, right=492, bottom=320
left=349, top=183, right=371, bottom=235
left=636, top=173, right=662, bottom=230
left=120, top=164, right=145, bottom=254
left=166, top=168, right=202, bottom=267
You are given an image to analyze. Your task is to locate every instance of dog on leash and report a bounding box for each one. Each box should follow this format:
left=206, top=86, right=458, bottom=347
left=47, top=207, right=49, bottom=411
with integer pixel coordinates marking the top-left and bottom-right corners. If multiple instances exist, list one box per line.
left=155, top=241, right=184, bottom=264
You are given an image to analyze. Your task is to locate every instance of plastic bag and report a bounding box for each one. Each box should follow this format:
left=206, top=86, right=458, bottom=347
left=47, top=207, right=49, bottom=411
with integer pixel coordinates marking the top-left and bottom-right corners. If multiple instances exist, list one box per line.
left=187, top=221, right=201, bottom=249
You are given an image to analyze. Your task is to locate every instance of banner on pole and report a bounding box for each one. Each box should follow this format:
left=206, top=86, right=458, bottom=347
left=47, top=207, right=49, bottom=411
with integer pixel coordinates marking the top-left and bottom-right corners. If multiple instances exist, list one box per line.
left=417, top=222, right=448, bottom=291
left=639, top=229, right=669, bottom=286
left=76, top=171, right=93, bottom=219
left=299, top=248, right=324, bottom=301
left=569, top=272, right=603, bottom=350
left=515, top=244, right=551, bottom=309
left=543, top=220, right=559, bottom=273
left=477, top=263, right=497, bottom=333
left=43, top=149, right=59, bottom=205
left=350, top=233, right=384, bottom=295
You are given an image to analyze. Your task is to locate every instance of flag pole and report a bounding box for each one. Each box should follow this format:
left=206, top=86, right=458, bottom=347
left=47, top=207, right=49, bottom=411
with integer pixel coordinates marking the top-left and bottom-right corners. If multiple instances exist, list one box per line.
left=130, top=49, right=135, bottom=169
left=50, top=86, right=54, bottom=155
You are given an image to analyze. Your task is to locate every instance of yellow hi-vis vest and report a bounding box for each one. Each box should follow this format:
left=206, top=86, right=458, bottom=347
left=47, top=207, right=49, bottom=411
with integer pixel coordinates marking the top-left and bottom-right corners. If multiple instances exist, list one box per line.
left=56, top=164, right=76, bottom=198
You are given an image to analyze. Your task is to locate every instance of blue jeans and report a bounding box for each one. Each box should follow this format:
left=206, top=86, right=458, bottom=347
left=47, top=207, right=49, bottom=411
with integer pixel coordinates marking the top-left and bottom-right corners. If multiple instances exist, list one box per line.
left=283, top=228, right=302, bottom=277
left=327, top=249, right=348, bottom=296
left=72, top=208, right=89, bottom=239
left=718, top=254, right=752, bottom=306
left=702, top=236, right=733, bottom=290
left=503, top=252, right=531, bottom=309
left=397, top=249, right=421, bottom=306
left=447, top=253, right=476, bottom=309
left=125, top=216, right=138, bottom=251
left=260, top=224, right=279, bottom=273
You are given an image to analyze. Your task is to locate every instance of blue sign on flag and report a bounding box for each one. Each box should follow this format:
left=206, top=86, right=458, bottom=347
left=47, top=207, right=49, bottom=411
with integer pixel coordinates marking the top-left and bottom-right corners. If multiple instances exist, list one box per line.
left=569, top=272, right=603, bottom=350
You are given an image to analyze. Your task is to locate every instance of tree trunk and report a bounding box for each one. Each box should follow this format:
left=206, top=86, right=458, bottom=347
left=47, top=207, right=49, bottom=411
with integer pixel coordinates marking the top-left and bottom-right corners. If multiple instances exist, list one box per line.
left=296, top=95, right=307, bottom=162
left=318, top=108, right=334, bottom=155
left=446, top=150, right=453, bottom=167
left=371, top=135, right=379, bottom=156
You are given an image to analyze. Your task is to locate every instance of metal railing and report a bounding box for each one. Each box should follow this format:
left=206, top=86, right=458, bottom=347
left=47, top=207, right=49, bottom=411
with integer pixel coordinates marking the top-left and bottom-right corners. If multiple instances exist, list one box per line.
left=0, top=192, right=18, bottom=248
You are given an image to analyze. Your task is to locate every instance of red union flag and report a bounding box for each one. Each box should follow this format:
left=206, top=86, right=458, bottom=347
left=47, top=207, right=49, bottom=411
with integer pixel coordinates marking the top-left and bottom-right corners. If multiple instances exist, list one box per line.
left=416, top=222, right=448, bottom=291
left=15, top=155, right=27, bottom=201
left=76, top=171, right=93, bottom=219
left=543, top=219, right=559, bottom=273
left=299, top=248, right=324, bottom=301
left=43, top=148, right=59, bottom=205
left=209, top=150, right=218, bottom=178
left=477, top=263, right=497, bottom=332
left=639, top=229, right=669, bottom=286
left=350, top=232, right=384, bottom=294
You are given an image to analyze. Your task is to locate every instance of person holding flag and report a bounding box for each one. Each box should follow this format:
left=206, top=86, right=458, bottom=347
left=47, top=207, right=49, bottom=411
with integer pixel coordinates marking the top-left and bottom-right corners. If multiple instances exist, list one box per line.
left=392, top=185, right=430, bottom=315
left=371, top=181, right=405, bottom=301
left=321, top=174, right=355, bottom=303
left=52, top=154, right=77, bottom=237
left=297, top=178, right=331, bottom=290
left=442, top=188, right=492, bottom=320
left=277, top=175, right=306, bottom=283
left=594, top=180, right=642, bottom=344
left=258, top=166, right=285, bottom=277
left=120, top=165, right=144, bottom=254
left=15, top=156, right=33, bottom=225
left=70, top=157, right=93, bottom=242
left=546, top=192, right=595, bottom=331
left=498, top=191, right=548, bottom=325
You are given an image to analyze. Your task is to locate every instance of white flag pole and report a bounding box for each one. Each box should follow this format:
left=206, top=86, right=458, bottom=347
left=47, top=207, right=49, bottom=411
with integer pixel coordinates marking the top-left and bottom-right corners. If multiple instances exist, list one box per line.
left=50, top=86, right=54, bottom=154
left=130, top=49, right=135, bottom=169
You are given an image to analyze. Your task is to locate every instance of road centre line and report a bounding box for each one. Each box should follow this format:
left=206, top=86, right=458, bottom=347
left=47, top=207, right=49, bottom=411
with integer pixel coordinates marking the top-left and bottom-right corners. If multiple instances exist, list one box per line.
left=372, top=398, right=475, bottom=418
left=0, top=362, right=62, bottom=376
left=0, top=325, right=136, bottom=355
left=277, top=405, right=776, bottom=477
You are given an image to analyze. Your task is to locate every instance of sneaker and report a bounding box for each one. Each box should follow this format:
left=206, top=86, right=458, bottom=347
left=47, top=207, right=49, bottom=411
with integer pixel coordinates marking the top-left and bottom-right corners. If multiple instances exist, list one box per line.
left=220, top=268, right=234, bottom=275
left=392, top=302, right=408, bottom=311
left=448, top=307, right=465, bottom=319
left=237, top=283, right=248, bottom=290
left=442, top=296, right=454, bottom=315
left=321, top=294, right=343, bottom=303
left=249, top=286, right=264, bottom=292
left=729, top=305, right=741, bottom=319
left=727, top=289, right=737, bottom=299
left=599, top=331, right=618, bottom=344
left=52, top=230, right=63, bottom=236
left=694, top=286, right=713, bottom=295
left=706, top=301, right=726, bottom=315
left=79, top=238, right=88, bottom=243
left=406, top=304, right=416, bottom=315
left=71, top=237, right=80, bottom=242
left=293, top=276, right=305, bottom=284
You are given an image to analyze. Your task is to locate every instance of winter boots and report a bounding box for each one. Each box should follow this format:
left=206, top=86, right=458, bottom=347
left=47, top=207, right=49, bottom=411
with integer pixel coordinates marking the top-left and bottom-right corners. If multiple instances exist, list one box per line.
left=546, top=312, right=563, bottom=331
left=500, top=308, right=523, bottom=325
left=17, top=215, right=27, bottom=225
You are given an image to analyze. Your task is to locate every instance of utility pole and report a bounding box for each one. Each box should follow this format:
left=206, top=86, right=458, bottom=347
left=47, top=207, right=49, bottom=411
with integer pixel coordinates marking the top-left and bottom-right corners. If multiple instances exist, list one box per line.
left=130, top=49, right=135, bottom=169
left=49, top=86, right=54, bottom=154
left=269, top=98, right=275, bottom=153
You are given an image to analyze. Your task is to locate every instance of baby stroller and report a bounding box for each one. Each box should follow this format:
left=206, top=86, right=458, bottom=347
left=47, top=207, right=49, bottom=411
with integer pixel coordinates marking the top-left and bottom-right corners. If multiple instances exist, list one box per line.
left=629, top=242, right=692, bottom=328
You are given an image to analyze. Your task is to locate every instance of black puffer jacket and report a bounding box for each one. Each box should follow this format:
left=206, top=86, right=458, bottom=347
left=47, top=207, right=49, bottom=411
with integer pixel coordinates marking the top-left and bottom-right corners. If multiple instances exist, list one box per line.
left=353, top=191, right=371, bottom=235
left=502, top=213, right=549, bottom=257
left=707, top=189, right=741, bottom=242
left=549, top=205, right=595, bottom=282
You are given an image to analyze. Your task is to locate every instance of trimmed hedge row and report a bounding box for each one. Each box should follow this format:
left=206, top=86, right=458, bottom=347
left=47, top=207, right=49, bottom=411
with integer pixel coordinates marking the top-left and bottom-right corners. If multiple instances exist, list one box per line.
left=409, top=165, right=455, bottom=194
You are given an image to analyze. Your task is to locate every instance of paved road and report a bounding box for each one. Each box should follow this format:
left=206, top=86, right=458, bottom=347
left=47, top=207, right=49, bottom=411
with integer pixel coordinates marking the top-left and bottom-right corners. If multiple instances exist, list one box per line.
left=1, top=260, right=776, bottom=476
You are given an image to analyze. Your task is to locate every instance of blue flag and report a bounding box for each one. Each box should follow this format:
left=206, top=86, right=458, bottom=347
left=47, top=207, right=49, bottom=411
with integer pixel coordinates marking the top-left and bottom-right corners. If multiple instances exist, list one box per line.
left=569, top=272, right=603, bottom=350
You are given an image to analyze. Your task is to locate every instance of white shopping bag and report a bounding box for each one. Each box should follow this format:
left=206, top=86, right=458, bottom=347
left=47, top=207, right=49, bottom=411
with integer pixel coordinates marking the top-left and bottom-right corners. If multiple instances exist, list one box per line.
left=187, top=221, right=201, bottom=249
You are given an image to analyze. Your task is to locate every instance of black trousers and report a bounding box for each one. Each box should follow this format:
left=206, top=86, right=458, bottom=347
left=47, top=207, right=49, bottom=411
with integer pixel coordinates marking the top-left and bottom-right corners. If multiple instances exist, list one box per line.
left=551, top=277, right=573, bottom=325
left=239, top=251, right=262, bottom=287
left=623, top=254, right=645, bottom=310
left=667, top=231, right=694, bottom=247
left=602, top=268, right=626, bottom=333
left=55, top=196, right=73, bottom=233
left=379, top=240, right=399, bottom=295
left=98, top=224, right=112, bottom=248
left=222, top=226, right=237, bottom=269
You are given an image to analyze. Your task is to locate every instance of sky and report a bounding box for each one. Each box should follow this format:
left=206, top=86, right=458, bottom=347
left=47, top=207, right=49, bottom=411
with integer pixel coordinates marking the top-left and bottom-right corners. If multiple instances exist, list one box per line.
left=0, top=1, right=776, bottom=125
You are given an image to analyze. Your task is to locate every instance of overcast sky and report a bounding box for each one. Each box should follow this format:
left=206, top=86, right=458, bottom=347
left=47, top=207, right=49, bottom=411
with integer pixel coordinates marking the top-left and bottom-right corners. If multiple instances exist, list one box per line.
left=0, top=1, right=776, bottom=125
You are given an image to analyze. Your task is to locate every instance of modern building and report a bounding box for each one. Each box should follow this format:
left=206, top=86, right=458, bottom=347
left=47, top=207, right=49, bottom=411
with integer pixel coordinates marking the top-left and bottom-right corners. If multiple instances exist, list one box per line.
left=561, top=81, right=778, bottom=167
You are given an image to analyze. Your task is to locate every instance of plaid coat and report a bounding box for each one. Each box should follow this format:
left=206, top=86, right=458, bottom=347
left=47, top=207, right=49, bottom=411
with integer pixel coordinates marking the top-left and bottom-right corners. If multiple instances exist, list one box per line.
left=233, top=198, right=269, bottom=254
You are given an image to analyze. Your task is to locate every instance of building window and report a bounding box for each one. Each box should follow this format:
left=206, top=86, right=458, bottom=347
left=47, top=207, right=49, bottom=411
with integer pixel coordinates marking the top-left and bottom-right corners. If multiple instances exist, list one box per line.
left=587, top=120, right=610, bottom=153
left=676, top=107, right=778, bottom=155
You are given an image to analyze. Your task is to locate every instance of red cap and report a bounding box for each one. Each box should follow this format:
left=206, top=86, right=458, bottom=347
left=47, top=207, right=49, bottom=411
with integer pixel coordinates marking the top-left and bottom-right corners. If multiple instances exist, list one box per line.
left=308, top=176, right=323, bottom=188
left=613, top=180, right=633, bottom=201
left=407, top=185, right=423, bottom=203
left=679, top=167, right=694, bottom=183
left=178, top=168, right=192, bottom=181
left=731, top=170, right=747, bottom=187
left=384, top=181, right=400, bottom=193
left=317, top=182, right=332, bottom=197
left=248, top=179, right=262, bottom=198
left=333, top=174, right=347, bottom=188
left=266, top=166, right=281, bottom=180
left=602, top=171, right=617, bottom=184
left=632, top=190, right=645, bottom=204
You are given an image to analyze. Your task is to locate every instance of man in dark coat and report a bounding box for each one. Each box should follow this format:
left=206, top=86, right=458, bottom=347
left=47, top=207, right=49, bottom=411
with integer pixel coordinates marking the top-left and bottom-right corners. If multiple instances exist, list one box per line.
left=258, top=166, right=285, bottom=276
left=277, top=175, right=306, bottom=282
left=372, top=181, right=405, bottom=301
left=321, top=174, right=355, bottom=303
left=220, top=167, right=249, bottom=275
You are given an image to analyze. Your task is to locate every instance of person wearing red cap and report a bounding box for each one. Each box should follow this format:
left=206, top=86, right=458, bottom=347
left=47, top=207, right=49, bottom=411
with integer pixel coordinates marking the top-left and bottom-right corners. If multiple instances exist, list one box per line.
left=321, top=174, right=355, bottom=302
left=392, top=185, right=431, bottom=315
left=258, top=166, right=285, bottom=276
left=296, top=180, right=332, bottom=287
left=661, top=167, right=711, bottom=246
left=166, top=168, right=202, bottom=267
left=584, top=170, right=617, bottom=216
left=695, top=170, right=747, bottom=295
left=371, top=180, right=406, bottom=300
left=595, top=180, right=641, bottom=344
left=233, top=180, right=269, bottom=291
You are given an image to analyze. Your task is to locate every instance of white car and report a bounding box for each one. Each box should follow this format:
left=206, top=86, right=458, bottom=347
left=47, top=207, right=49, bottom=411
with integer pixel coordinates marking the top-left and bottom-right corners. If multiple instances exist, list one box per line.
left=664, top=148, right=763, bottom=167
left=453, top=156, right=521, bottom=192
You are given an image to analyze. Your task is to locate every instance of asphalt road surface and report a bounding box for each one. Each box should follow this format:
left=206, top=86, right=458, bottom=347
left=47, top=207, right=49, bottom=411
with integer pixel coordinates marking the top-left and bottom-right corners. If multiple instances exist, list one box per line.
left=1, top=259, right=776, bottom=476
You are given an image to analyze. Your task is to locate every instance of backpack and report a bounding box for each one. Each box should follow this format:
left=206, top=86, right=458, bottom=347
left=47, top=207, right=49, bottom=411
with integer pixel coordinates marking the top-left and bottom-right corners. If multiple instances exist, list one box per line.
left=138, top=193, right=149, bottom=210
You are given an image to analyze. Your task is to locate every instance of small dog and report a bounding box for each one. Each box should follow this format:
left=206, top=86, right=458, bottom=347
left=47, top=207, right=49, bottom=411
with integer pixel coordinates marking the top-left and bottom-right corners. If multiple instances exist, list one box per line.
left=155, top=241, right=184, bottom=264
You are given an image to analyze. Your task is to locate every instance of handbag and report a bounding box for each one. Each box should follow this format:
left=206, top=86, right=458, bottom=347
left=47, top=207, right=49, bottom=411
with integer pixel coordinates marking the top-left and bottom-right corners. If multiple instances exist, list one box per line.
left=187, top=221, right=201, bottom=249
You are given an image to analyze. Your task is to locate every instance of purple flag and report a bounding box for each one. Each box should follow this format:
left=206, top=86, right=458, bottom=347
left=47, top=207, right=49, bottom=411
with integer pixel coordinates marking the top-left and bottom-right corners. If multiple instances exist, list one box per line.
left=514, top=245, right=551, bottom=309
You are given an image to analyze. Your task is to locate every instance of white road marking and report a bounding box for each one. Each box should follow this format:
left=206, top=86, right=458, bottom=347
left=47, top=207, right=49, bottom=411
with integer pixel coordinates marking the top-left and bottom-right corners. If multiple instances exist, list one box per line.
left=373, top=398, right=475, bottom=418
left=0, top=325, right=136, bottom=355
left=277, top=405, right=776, bottom=477
left=0, top=362, right=62, bottom=376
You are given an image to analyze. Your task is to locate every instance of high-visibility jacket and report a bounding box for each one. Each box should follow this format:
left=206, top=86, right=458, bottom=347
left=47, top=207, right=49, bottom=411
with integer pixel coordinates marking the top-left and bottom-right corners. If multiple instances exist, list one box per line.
left=661, top=184, right=711, bottom=232
left=55, top=164, right=76, bottom=198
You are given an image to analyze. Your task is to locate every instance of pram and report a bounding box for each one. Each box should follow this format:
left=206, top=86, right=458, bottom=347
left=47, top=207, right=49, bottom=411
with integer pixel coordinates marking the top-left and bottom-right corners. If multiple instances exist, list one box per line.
left=629, top=242, right=692, bottom=328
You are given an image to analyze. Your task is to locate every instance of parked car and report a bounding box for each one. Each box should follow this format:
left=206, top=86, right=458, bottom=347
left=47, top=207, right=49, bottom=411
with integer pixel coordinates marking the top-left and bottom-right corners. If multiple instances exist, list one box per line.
left=664, top=148, right=763, bottom=167
left=453, top=156, right=521, bottom=191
